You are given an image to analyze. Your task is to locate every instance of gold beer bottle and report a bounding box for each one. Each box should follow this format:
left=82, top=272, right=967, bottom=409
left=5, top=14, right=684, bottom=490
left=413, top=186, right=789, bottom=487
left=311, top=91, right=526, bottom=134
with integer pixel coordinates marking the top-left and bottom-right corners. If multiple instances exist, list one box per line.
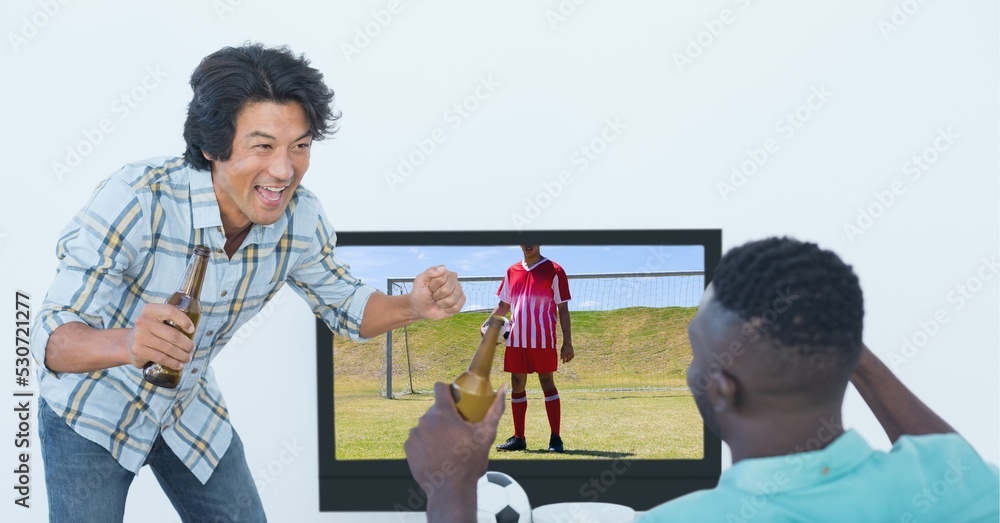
left=452, top=315, right=505, bottom=422
left=143, top=245, right=210, bottom=388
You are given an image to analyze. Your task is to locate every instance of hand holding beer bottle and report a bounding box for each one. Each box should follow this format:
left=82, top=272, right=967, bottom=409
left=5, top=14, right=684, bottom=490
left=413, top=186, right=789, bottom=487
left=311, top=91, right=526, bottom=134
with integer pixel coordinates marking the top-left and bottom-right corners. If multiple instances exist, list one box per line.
left=129, top=245, right=209, bottom=388
left=452, top=315, right=506, bottom=422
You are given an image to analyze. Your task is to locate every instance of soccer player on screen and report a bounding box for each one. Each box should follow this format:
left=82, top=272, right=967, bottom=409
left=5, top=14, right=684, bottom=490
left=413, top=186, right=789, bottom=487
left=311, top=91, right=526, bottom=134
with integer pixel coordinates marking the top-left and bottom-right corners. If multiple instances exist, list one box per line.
left=488, top=245, right=573, bottom=453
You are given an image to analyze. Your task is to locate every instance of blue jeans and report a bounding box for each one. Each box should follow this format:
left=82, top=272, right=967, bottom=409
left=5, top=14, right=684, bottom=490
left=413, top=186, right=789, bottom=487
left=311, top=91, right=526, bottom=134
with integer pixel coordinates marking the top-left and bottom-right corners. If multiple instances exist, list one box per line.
left=38, top=398, right=266, bottom=522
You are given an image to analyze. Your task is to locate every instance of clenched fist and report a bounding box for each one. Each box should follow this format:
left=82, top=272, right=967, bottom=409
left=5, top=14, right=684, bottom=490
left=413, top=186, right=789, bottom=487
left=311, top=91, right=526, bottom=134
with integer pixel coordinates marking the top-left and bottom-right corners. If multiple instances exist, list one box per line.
left=410, top=265, right=466, bottom=320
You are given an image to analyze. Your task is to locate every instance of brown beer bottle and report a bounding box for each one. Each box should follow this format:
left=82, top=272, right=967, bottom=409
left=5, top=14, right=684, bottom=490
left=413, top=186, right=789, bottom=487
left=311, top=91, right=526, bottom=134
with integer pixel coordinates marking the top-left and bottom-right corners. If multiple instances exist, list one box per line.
left=452, top=315, right=505, bottom=422
left=143, top=245, right=210, bottom=388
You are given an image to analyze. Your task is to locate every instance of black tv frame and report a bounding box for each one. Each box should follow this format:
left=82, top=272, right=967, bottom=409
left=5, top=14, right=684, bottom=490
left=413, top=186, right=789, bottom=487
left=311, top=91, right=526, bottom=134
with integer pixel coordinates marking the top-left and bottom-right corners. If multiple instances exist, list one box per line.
left=316, top=229, right=722, bottom=512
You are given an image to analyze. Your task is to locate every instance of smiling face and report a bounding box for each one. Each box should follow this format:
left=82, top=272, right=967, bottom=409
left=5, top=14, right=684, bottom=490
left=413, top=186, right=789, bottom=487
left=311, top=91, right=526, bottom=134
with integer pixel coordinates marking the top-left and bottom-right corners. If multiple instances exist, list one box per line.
left=208, top=101, right=312, bottom=235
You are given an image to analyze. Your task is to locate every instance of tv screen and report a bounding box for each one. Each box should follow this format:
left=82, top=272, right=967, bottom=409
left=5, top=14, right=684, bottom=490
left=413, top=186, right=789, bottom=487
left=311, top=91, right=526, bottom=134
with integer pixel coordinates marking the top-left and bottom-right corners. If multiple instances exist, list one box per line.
left=316, top=230, right=722, bottom=512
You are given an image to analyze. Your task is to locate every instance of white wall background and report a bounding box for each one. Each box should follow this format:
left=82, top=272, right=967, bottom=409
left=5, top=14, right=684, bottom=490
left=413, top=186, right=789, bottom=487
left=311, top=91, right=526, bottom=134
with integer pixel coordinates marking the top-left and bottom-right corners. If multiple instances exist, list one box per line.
left=1, top=1, right=996, bottom=521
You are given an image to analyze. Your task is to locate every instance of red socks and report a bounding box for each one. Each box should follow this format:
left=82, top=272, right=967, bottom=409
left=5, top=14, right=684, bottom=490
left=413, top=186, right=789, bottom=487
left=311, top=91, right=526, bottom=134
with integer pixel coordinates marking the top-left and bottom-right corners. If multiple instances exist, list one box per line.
left=511, top=391, right=527, bottom=439
left=544, top=388, right=560, bottom=436
left=511, top=389, right=561, bottom=439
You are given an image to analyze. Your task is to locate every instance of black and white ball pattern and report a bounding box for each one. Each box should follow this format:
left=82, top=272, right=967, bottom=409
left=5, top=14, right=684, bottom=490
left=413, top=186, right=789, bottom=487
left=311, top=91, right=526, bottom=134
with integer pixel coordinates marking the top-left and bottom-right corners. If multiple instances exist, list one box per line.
left=476, top=471, right=531, bottom=523
left=480, top=317, right=512, bottom=342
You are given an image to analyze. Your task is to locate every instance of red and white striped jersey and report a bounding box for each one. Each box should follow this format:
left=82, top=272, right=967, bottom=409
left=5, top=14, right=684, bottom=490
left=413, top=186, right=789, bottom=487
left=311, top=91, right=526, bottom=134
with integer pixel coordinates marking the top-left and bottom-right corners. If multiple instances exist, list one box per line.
left=496, top=258, right=571, bottom=349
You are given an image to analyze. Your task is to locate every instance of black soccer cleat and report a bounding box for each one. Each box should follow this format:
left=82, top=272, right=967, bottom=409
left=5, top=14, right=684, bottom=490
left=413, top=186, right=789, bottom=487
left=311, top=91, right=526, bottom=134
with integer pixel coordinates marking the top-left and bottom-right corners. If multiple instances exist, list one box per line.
left=548, top=434, right=564, bottom=453
left=496, top=436, right=527, bottom=451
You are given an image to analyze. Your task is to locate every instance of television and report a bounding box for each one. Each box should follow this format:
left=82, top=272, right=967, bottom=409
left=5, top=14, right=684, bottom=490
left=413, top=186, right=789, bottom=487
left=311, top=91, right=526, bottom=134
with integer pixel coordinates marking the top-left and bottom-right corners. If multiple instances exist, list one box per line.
left=316, top=230, right=722, bottom=512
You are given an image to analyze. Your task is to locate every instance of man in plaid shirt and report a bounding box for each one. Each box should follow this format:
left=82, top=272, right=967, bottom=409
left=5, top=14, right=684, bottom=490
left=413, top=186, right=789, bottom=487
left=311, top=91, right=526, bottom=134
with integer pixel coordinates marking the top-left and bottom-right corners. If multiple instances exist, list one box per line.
left=32, top=43, right=465, bottom=522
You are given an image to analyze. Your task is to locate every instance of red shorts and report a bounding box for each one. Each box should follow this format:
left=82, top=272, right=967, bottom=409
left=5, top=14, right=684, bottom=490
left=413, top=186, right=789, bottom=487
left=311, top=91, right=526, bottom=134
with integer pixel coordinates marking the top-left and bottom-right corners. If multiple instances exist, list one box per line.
left=503, top=347, right=558, bottom=374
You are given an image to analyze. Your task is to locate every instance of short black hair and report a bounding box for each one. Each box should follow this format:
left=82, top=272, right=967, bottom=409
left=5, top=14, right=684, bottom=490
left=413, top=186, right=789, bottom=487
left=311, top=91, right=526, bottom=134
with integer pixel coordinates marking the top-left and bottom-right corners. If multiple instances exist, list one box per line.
left=713, top=237, right=864, bottom=388
left=183, top=43, right=339, bottom=171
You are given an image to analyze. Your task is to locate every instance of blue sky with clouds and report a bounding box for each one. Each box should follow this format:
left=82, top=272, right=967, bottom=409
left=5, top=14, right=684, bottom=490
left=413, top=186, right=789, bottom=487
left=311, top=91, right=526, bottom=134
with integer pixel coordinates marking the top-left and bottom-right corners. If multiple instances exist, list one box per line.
left=335, top=244, right=705, bottom=310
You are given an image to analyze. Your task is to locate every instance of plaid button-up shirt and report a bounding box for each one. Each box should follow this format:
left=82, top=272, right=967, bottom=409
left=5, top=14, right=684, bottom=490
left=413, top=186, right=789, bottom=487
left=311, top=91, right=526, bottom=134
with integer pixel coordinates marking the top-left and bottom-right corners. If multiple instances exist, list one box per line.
left=32, top=156, right=375, bottom=483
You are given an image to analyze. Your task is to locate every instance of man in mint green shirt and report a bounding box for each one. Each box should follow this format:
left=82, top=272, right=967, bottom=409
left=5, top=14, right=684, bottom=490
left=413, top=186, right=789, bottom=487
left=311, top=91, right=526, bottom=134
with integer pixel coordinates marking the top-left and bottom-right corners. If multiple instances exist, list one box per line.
left=404, top=237, right=999, bottom=522
left=636, top=239, right=998, bottom=521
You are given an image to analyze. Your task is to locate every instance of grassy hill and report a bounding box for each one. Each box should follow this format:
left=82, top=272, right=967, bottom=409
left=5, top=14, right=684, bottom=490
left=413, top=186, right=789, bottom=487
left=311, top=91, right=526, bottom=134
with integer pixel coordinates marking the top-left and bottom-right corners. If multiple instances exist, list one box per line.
left=333, top=306, right=696, bottom=394
left=330, top=306, right=702, bottom=461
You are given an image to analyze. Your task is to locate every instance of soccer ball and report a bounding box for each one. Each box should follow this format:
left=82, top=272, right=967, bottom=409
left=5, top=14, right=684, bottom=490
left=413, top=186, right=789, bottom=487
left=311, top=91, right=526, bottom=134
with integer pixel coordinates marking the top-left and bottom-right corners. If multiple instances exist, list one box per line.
left=476, top=471, right=531, bottom=523
left=481, top=317, right=512, bottom=342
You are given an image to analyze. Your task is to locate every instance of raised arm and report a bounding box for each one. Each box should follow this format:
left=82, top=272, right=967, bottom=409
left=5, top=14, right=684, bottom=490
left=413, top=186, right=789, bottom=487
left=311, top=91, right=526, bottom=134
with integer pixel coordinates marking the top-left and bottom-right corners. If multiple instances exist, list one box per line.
left=850, top=343, right=955, bottom=443
left=359, top=266, right=465, bottom=338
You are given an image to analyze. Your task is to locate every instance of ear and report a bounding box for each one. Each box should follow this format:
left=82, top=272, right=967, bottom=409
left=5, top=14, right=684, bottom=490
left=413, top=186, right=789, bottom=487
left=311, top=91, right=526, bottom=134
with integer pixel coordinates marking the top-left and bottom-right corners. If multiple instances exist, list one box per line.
left=202, top=150, right=215, bottom=162
left=708, top=366, right=739, bottom=414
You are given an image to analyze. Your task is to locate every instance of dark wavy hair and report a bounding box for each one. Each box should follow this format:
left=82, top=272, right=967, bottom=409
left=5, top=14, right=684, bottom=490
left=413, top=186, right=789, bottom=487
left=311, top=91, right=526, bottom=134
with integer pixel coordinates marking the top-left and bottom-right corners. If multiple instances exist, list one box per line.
left=713, top=237, right=865, bottom=387
left=182, top=43, right=339, bottom=171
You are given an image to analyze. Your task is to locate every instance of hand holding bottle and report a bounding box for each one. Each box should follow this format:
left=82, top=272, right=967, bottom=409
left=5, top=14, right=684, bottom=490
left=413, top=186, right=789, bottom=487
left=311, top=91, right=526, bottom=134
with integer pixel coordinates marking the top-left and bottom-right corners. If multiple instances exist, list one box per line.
left=452, top=315, right=505, bottom=422
left=128, top=303, right=196, bottom=372
left=142, top=244, right=209, bottom=388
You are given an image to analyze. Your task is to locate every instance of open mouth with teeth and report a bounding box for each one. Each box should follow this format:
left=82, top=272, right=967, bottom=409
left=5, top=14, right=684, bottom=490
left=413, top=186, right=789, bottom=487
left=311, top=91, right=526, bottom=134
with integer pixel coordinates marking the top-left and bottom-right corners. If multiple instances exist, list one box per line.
left=255, top=185, right=286, bottom=205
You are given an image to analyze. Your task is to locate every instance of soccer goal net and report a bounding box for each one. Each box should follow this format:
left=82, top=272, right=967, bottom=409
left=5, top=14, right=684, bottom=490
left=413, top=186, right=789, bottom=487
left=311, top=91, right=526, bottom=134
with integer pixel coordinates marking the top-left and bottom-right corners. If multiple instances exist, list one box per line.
left=332, top=271, right=703, bottom=398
